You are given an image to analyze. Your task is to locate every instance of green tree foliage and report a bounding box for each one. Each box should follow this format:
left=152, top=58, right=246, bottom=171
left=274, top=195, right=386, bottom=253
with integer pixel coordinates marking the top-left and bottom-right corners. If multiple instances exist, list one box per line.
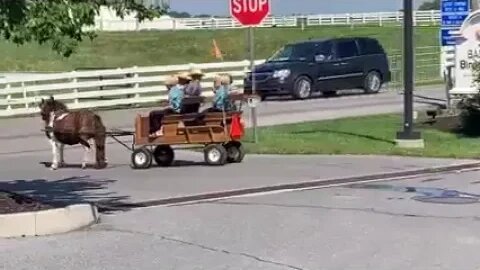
left=0, top=0, right=167, bottom=57
left=418, top=0, right=440, bottom=10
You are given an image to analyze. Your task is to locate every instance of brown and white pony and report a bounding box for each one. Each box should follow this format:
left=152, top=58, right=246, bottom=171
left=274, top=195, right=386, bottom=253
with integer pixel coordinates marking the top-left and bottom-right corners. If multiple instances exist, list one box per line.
left=38, top=96, right=107, bottom=170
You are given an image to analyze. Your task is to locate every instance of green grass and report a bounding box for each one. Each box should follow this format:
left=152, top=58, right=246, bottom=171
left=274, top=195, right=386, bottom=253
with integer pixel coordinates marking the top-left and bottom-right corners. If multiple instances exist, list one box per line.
left=0, top=25, right=441, bottom=72
left=243, top=114, right=480, bottom=159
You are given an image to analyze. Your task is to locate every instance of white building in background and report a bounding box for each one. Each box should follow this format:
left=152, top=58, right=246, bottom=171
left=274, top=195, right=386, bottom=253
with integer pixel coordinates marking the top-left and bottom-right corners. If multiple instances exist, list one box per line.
left=86, top=5, right=193, bottom=31
left=142, top=0, right=170, bottom=8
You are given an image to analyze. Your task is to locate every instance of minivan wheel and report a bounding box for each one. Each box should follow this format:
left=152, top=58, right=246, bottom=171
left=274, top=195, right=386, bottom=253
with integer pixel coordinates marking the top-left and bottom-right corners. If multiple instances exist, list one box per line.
left=363, top=71, right=383, bottom=94
left=292, top=76, right=312, bottom=100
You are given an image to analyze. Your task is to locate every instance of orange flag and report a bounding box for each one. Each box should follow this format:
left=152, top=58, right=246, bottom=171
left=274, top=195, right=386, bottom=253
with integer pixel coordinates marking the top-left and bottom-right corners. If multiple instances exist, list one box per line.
left=211, top=39, right=224, bottom=61
left=230, top=113, right=244, bottom=140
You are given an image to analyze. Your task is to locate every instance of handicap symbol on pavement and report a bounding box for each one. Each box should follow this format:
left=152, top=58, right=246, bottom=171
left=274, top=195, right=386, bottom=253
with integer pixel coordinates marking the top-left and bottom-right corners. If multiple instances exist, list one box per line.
left=348, top=184, right=480, bottom=205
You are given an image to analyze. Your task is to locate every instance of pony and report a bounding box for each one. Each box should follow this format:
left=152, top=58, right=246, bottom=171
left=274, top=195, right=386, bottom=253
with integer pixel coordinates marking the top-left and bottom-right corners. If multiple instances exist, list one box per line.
left=38, top=96, right=107, bottom=170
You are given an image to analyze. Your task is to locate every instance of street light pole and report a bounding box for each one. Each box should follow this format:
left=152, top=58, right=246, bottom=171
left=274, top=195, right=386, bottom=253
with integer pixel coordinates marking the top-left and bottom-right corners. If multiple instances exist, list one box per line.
left=395, top=0, right=423, bottom=146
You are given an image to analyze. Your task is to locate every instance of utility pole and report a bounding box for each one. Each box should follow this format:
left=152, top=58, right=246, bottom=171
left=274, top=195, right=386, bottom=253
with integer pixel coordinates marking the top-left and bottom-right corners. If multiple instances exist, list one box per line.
left=395, top=0, right=424, bottom=148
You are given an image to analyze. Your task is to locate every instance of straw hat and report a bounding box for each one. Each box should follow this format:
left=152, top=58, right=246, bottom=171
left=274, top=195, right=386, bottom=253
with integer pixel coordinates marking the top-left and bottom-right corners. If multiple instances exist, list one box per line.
left=164, top=75, right=178, bottom=86
left=220, top=74, right=231, bottom=85
left=213, top=74, right=223, bottom=87
left=189, top=68, right=204, bottom=77
left=177, top=71, right=192, bottom=81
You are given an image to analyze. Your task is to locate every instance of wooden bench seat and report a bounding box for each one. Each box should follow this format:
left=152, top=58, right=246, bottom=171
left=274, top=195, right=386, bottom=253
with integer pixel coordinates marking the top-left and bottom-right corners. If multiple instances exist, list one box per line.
left=133, top=95, right=246, bottom=145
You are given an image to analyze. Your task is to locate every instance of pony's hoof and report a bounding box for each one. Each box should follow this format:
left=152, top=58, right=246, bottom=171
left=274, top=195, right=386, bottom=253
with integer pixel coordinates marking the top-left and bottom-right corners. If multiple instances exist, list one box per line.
left=81, top=163, right=87, bottom=170
left=50, top=164, right=58, bottom=170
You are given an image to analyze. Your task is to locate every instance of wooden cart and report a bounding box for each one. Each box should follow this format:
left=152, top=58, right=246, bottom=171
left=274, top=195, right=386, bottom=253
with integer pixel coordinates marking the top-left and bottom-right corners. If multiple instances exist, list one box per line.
left=129, top=95, right=246, bottom=169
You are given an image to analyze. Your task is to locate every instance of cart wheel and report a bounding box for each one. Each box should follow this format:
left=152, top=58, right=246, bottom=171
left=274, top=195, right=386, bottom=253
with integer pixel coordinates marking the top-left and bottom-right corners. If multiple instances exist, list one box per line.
left=131, top=147, right=153, bottom=169
left=204, top=144, right=228, bottom=166
left=225, top=141, right=246, bottom=163
left=153, top=145, right=175, bottom=167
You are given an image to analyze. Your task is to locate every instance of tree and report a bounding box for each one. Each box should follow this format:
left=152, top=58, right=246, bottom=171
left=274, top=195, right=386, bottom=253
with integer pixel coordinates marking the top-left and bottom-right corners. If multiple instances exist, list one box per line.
left=0, top=0, right=167, bottom=57
left=418, top=0, right=440, bottom=10
left=168, top=11, right=191, bottom=18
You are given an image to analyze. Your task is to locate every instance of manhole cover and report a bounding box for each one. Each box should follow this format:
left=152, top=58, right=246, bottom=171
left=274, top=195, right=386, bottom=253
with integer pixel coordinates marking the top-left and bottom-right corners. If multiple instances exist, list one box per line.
left=412, top=196, right=479, bottom=204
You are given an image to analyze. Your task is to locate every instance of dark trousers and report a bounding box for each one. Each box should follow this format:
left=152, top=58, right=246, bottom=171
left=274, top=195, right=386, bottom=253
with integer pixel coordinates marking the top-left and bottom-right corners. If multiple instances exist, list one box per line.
left=149, top=108, right=176, bottom=133
left=201, top=107, right=222, bottom=114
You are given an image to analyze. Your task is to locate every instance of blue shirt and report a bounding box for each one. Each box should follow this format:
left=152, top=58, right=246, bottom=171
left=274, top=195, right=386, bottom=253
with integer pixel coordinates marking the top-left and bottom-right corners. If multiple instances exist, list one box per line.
left=213, top=85, right=231, bottom=111
left=168, top=85, right=185, bottom=113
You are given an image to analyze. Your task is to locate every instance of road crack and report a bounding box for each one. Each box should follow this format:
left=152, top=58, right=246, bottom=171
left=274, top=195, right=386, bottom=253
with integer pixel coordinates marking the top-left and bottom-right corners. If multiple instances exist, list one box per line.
left=91, top=226, right=306, bottom=270
left=210, top=201, right=480, bottom=221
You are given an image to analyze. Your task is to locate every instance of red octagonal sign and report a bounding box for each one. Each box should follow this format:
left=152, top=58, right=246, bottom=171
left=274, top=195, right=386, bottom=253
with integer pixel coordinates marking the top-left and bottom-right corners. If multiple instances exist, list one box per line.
left=230, top=0, right=271, bottom=26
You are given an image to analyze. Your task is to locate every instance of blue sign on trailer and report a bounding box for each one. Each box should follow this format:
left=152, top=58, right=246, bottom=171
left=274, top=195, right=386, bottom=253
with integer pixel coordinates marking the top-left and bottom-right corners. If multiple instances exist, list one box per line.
left=441, top=0, right=469, bottom=13
left=440, top=28, right=458, bottom=46
left=440, top=0, right=470, bottom=46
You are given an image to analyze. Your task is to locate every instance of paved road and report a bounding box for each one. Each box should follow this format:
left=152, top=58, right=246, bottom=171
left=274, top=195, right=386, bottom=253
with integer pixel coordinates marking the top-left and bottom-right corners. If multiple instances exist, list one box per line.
left=0, top=86, right=445, bottom=155
left=0, top=84, right=461, bottom=206
left=0, top=137, right=475, bottom=204
left=3, top=169, right=480, bottom=270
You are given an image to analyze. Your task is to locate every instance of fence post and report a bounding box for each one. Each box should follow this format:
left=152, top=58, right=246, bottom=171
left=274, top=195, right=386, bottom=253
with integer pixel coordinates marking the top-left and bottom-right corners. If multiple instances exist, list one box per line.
left=22, top=82, right=28, bottom=109
left=71, top=71, right=79, bottom=105
left=379, top=12, right=383, bottom=26
left=6, top=83, right=11, bottom=111
left=133, top=66, right=140, bottom=99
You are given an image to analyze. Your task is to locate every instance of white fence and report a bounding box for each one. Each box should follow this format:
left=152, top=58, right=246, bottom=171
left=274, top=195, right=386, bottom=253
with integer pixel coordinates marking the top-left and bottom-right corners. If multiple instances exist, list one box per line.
left=89, top=8, right=441, bottom=31
left=0, top=60, right=264, bottom=117
left=0, top=46, right=443, bottom=118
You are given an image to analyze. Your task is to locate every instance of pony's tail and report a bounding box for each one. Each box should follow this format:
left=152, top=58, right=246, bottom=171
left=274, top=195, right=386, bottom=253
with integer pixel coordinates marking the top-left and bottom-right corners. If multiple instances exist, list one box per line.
left=94, top=115, right=107, bottom=169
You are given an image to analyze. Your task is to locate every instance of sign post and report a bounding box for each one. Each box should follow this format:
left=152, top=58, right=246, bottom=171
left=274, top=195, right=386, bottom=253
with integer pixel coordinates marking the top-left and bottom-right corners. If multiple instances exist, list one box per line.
left=230, top=0, right=271, bottom=143
left=395, top=0, right=423, bottom=147
left=248, top=26, right=259, bottom=143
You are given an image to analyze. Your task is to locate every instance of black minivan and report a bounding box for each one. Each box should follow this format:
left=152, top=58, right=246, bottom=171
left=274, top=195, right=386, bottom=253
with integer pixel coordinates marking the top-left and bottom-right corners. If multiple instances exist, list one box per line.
left=244, top=37, right=391, bottom=100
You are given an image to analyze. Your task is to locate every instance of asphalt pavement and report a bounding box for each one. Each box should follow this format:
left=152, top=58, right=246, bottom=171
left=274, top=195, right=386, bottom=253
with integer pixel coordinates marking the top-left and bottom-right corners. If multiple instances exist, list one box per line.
left=0, top=86, right=445, bottom=155
left=0, top=144, right=475, bottom=206
left=1, top=84, right=473, bottom=270
left=2, top=169, right=480, bottom=270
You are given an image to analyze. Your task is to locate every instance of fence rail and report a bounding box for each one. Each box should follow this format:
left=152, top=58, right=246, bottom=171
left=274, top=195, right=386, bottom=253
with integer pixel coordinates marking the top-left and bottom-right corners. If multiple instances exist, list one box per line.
left=89, top=9, right=441, bottom=31
left=0, top=46, right=441, bottom=118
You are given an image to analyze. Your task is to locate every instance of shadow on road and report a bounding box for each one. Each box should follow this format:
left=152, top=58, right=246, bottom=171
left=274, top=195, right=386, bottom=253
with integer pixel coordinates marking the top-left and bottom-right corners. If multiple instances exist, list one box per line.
left=0, top=175, right=133, bottom=214
left=292, top=129, right=396, bottom=145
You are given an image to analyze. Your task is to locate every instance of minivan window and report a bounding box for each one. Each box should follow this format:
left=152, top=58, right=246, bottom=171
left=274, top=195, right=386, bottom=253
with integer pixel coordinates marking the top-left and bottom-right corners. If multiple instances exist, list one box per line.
left=267, top=43, right=315, bottom=62
left=315, top=41, right=334, bottom=59
left=357, top=38, right=385, bottom=55
left=336, top=40, right=358, bottom=58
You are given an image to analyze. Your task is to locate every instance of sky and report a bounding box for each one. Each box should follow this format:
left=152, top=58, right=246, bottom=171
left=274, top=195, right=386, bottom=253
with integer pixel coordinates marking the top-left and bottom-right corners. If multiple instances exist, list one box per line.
left=167, top=0, right=431, bottom=16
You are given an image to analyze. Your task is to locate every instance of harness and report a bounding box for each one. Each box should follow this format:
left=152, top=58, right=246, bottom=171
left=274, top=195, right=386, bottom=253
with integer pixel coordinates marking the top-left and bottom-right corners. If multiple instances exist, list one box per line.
left=45, top=111, right=70, bottom=139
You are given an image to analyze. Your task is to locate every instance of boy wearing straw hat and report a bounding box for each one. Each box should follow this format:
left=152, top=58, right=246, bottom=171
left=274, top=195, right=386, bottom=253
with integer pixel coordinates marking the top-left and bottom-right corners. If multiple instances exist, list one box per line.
left=149, top=73, right=190, bottom=137
left=185, top=68, right=204, bottom=97
left=203, top=74, right=232, bottom=113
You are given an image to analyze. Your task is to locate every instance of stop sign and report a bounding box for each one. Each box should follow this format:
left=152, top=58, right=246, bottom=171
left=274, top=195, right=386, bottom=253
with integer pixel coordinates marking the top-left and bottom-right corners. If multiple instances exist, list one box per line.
left=230, top=0, right=271, bottom=26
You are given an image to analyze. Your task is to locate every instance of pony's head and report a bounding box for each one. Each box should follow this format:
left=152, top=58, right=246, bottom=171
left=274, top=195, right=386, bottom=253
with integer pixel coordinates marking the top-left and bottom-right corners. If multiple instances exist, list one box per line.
left=38, top=96, right=68, bottom=122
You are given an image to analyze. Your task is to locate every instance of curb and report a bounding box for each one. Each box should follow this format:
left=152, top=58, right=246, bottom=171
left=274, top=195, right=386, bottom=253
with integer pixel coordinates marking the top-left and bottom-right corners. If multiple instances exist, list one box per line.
left=0, top=204, right=99, bottom=238
left=97, top=161, right=480, bottom=211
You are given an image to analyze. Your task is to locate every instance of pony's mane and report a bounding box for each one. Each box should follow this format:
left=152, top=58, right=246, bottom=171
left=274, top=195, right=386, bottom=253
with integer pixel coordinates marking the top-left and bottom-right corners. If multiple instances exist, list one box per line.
left=50, top=99, right=68, bottom=111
